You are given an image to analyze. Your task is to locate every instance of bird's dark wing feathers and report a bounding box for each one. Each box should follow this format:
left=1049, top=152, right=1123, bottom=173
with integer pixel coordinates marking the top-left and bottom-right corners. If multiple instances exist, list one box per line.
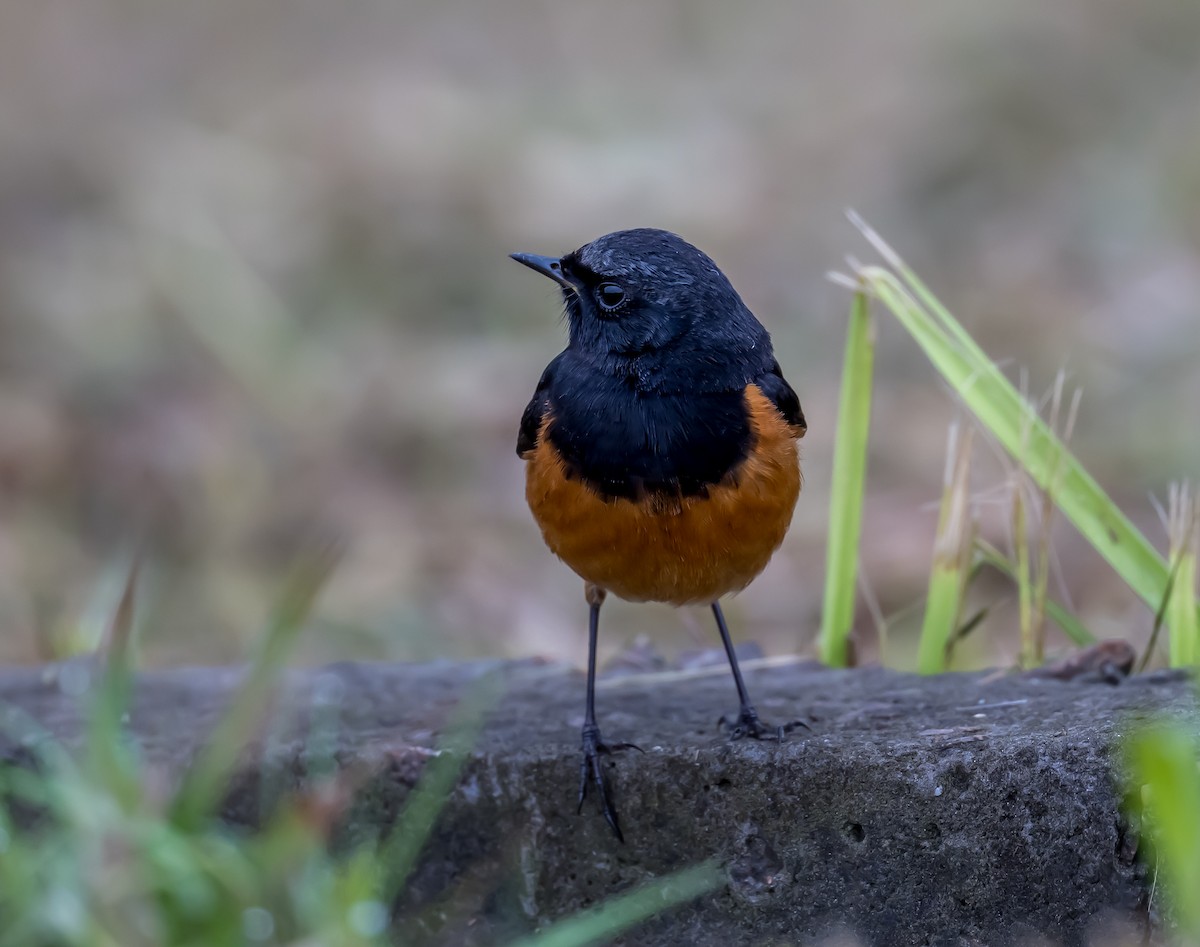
left=756, top=360, right=806, bottom=432
left=517, top=365, right=554, bottom=457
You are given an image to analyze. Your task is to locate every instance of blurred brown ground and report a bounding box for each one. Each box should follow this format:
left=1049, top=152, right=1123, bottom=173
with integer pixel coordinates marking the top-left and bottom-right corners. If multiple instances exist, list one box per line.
left=0, top=0, right=1197, bottom=669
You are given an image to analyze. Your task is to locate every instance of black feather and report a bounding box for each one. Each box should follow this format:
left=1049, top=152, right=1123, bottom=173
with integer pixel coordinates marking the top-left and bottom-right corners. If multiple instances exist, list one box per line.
left=542, top=352, right=753, bottom=499
left=756, top=359, right=806, bottom=432
left=516, top=363, right=555, bottom=458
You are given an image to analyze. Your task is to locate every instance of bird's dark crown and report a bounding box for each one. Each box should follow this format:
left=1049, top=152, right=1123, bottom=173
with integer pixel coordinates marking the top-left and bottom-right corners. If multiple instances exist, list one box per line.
left=549, top=228, right=770, bottom=394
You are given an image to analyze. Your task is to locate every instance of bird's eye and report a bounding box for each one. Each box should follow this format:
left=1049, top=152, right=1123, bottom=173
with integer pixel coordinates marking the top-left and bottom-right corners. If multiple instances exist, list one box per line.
left=595, top=282, right=626, bottom=312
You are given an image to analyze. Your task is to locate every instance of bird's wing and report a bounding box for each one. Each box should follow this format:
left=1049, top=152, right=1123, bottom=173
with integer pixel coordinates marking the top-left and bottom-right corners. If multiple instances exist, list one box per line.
left=755, top=359, right=806, bottom=437
left=517, top=364, right=555, bottom=458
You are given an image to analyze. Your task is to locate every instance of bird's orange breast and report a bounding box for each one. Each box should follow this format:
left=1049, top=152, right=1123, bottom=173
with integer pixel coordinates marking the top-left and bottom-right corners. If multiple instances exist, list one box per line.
left=524, top=384, right=803, bottom=606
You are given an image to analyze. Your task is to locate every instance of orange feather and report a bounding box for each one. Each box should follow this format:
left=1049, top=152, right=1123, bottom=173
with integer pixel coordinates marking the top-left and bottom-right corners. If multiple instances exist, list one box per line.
left=524, top=384, right=804, bottom=606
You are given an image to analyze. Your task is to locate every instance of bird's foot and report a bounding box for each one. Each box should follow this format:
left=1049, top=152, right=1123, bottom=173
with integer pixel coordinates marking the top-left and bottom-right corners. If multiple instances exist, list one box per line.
left=719, top=705, right=810, bottom=742
left=578, top=724, right=641, bottom=842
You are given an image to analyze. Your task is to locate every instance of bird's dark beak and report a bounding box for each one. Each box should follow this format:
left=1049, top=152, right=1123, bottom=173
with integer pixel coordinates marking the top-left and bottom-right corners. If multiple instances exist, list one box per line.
left=509, top=252, right=577, bottom=291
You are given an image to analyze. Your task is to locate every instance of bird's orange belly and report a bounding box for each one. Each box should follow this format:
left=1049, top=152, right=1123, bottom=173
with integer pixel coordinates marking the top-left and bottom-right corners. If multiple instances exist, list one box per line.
left=525, top=386, right=802, bottom=606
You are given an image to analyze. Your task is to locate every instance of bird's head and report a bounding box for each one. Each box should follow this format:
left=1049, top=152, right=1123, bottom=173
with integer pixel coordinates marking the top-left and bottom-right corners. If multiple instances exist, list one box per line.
left=511, top=228, right=769, bottom=389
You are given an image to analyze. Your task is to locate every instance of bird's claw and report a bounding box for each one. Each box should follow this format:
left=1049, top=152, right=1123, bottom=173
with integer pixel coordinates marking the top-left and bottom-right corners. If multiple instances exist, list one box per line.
left=719, top=706, right=810, bottom=742
left=577, top=726, right=638, bottom=842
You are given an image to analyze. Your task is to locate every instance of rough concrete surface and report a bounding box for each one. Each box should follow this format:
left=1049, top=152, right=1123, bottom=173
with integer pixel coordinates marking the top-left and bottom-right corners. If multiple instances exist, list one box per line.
left=0, top=657, right=1193, bottom=946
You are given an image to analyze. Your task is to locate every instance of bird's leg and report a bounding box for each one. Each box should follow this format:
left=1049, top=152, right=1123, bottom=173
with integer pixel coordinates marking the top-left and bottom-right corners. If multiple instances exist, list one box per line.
left=712, top=601, right=807, bottom=741
left=577, top=584, right=638, bottom=842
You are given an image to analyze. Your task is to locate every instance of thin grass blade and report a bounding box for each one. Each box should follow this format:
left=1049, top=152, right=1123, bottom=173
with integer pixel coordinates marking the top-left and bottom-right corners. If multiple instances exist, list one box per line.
left=85, top=554, right=143, bottom=811
left=974, top=541, right=1095, bottom=646
left=504, top=861, right=722, bottom=947
left=1166, top=484, right=1199, bottom=667
left=377, top=669, right=504, bottom=903
left=917, top=426, right=974, bottom=673
left=170, top=543, right=340, bottom=828
left=818, top=290, right=876, bottom=667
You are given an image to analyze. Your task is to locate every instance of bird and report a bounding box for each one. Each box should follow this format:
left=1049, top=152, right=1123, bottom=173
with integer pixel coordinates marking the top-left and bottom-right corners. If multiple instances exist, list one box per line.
left=510, top=228, right=806, bottom=840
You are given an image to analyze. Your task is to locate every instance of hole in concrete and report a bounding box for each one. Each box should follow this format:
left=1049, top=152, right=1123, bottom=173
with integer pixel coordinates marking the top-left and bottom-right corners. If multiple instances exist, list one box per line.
left=728, top=833, right=787, bottom=905
left=843, top=821, right=866, bottom=843
left=1116, top=822, right=1139, bottom=865
left=944, top=761, right=971, bottom=791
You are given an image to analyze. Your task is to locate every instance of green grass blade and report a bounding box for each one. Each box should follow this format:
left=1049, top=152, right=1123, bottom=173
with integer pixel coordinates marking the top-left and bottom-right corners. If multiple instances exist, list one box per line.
left=171, top=544, right=339, bottom=828
left=504, top=861, right=722, bottom=947
left=376, top=670, right=502, bottom=903
left=818, top=290, right=876, bottom=667
left=1166, top=484, right=1199, bottom=667
left=1044, top=601, right=1092, bottom=648
left=1166, top=548, right=1198, bottom=667
left=855, top=261, right=1171, bottom=619
left=1126, top=726, right=1200, bottom=937
left=916, top=426, right=973, bottom=674
left=974, top=541, right=1095, bottom=646
left=85, top=556, right=143, bottom=812
left=917, top=567, right=963, bottom=674
left=1012, top=486, right=1037, bottom=669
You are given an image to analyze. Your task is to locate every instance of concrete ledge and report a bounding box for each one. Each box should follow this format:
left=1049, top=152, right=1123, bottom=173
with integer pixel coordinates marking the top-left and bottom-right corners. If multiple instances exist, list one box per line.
left=0, top=658, right=1191, bottom=945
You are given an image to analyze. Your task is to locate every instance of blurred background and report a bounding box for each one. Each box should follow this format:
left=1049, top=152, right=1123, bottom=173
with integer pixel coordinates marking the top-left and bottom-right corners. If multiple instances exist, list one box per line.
left=0, top=0, right=1197, bottom=669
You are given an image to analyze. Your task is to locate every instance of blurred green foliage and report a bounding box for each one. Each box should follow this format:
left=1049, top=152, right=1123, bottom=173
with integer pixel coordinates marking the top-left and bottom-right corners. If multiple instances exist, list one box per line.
left=1126, top=723, right=1200, bottom=941
left=0, top=555, right=719, bottom=946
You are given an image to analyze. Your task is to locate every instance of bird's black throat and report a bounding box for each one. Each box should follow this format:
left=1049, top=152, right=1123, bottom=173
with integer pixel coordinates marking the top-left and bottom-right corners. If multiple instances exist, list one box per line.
left=543, top=353, right=756, bottom=501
